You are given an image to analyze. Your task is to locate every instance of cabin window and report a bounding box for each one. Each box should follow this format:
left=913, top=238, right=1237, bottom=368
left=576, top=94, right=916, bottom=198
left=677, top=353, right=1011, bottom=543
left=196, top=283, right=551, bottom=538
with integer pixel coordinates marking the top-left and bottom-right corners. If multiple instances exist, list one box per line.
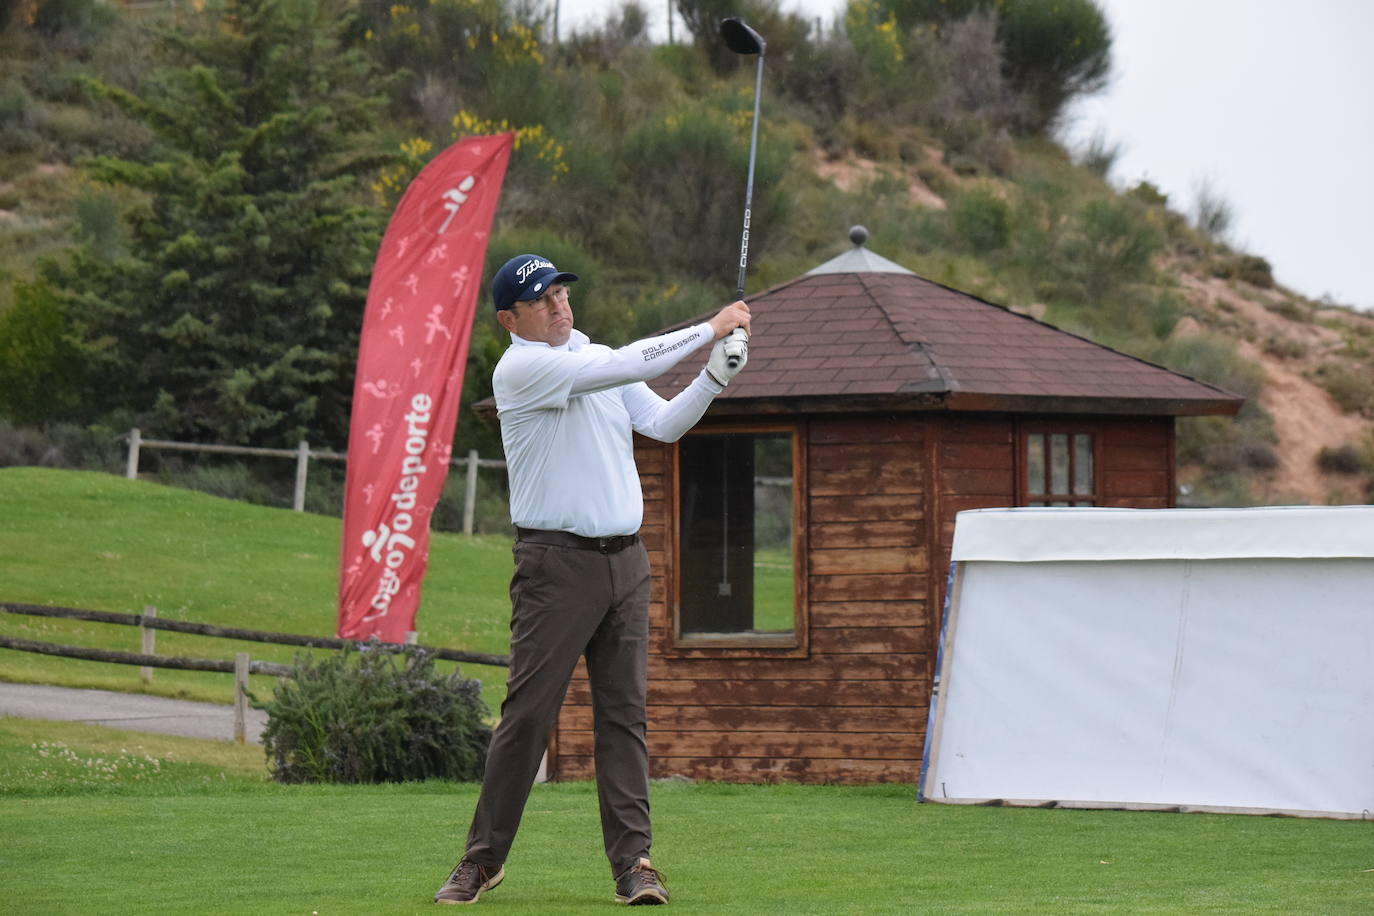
left=672, top=425, right=803, bottom=650
left=1023, top=430, right=1096, bottom=506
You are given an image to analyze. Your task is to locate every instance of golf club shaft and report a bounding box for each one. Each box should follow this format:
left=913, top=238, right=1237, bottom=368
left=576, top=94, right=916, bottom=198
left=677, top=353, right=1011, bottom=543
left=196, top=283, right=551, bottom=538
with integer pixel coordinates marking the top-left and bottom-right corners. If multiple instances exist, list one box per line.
left=735, top=49, right=764, bottom=301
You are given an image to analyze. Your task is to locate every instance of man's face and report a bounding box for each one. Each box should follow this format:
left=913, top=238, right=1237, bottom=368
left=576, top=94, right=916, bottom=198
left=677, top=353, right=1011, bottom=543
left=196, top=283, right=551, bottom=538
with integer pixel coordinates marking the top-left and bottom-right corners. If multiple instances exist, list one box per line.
left=499, top=283, right=573, bottom=346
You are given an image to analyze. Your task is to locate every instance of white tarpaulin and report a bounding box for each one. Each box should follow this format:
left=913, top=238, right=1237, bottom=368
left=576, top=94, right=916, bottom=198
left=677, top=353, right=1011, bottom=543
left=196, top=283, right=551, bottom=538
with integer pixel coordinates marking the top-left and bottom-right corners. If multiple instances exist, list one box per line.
left=920, top=506, right=1374, bottom=819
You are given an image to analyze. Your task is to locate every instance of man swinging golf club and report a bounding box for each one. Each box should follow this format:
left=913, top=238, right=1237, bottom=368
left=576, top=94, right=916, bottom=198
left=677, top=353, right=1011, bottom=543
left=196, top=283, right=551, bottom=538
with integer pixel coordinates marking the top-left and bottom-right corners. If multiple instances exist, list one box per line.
left=432, top=254, right=750, bottom=906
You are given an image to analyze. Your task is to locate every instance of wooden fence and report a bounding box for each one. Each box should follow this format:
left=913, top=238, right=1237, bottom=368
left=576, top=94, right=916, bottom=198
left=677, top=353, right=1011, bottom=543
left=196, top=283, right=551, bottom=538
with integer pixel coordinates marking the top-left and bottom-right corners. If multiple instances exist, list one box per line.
left=1, top=601, right=510, bottom=743
left=121, top=428, right=507, bottom=532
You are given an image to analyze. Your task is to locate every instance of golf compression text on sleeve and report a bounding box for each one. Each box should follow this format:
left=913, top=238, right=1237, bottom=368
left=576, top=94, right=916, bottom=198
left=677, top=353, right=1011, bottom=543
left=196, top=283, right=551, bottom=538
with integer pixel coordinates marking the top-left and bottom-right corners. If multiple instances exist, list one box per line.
left=493, top=322, right=721, bottom=537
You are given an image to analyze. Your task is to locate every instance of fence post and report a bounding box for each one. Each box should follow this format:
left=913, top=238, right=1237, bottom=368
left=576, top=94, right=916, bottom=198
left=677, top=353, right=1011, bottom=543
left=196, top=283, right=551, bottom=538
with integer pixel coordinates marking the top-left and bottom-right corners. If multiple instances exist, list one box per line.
left=139, top=605, right=157, bottom=685
left=233, top=652, right=250, bottom=744
left=463, top=449, right=479, bottom=535
left=125, top=428, right=141, bottom=480
left=293, top=440, right=309, bottom=512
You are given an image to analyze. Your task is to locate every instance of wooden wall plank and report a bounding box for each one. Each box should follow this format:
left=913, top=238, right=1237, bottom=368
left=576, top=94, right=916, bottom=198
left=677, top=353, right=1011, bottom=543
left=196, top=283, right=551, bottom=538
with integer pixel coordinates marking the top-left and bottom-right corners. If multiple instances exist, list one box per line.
left=566, top=678, right=926, bottom=707
left=941, top=467, right=1015, bottom=495
left=1101, top=444, right=1169, bottom=471
left=811, top=626, right=927, bottom=654
left=808, top=600, right=928, bottom=627
left=811, top=493, right=924, bottom=523
left=940, top=415, right=1014, bottom=444
left=559, top=755, right=920, bottom=784
left=1104, top=469, right=1169, bottom=497
left=641, top=653, right=928, bottom=681
left=939, top=440, right=1015, bottom=468
left=810, top=546, right=926, bottom=575
left=810, top=416, right=924, bottom=445
left=560, top=704, right=924, bottom=733
left=1102, top=420, right=1170, bottom=447
left=809, top=573, right=923, bottom=602
left=559, top=729, right=921, bottom=760
left=809, top=520, right=921, bottom=549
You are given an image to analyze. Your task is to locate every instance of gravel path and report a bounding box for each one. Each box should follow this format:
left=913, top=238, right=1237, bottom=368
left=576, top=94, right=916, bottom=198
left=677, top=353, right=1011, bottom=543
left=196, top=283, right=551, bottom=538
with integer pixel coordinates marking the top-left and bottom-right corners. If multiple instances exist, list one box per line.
left=0, top=682, right=267, bottom=744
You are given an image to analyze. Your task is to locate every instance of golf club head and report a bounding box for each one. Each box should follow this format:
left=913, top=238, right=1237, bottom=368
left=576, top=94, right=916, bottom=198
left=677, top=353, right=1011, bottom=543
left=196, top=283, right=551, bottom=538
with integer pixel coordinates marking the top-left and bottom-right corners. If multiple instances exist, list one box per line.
left=720, top=17, right=765, bottom=55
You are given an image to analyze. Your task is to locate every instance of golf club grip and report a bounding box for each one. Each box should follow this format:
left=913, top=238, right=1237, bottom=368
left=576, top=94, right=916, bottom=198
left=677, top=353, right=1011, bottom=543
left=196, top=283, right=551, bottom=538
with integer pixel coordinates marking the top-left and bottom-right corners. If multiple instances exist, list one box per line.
left=724, top=327, right=747, bottom=369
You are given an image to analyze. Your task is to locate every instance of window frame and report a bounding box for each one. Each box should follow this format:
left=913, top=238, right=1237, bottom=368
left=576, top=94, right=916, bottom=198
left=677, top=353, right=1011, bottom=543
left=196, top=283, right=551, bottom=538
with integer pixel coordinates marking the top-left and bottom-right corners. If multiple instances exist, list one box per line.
left=664, top=420, right=809, bottom=658
left=1017, top=422, right=1100, bottom=507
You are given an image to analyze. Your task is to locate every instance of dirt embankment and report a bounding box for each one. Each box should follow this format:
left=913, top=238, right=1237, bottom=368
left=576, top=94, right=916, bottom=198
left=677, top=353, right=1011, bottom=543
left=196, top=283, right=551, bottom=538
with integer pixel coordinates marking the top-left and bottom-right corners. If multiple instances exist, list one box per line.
left=1176, top=274, right=1373, bottom=505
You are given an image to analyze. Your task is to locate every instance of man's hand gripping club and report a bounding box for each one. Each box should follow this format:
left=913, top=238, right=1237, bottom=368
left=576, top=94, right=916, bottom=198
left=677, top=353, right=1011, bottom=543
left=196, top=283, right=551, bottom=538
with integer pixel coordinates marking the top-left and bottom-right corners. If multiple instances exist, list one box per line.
left=706, top=300, right=751, bottom=387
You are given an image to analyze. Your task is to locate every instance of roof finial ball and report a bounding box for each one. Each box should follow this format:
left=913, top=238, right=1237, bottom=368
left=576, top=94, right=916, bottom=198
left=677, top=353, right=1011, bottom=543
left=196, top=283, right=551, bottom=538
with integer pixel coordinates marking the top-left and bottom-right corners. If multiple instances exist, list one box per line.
left=849, top=225, right=869, bottom=248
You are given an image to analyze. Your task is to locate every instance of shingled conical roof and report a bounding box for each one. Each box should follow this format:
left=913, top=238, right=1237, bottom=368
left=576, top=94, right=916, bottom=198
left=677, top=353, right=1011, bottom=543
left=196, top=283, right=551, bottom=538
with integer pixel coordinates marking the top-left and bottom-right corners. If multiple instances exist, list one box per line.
left=650, top=230, right=1242, bottom=417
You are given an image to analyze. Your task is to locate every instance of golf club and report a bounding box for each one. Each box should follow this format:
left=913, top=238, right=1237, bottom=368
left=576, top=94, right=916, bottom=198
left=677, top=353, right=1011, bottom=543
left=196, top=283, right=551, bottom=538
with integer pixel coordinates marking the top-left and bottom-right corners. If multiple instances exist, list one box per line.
left=720, top=16, right=765, bottom=369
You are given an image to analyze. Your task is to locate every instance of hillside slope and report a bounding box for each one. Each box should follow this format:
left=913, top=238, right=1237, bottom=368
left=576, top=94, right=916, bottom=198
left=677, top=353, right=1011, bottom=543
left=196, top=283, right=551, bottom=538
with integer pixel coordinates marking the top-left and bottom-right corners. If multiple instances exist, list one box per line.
left=1174, top=273, right=1374, bottom=504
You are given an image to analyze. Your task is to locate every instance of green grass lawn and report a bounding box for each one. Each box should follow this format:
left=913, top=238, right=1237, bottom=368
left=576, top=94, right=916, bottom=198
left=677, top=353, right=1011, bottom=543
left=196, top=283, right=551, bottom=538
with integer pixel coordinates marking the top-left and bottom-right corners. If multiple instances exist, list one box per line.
left=753, top=544, right=794, bottom=632
left=3, top=717, right=1371, bottom=914
left=3, top=468, right=1373, bottom=913
left=0, top=467, right=515, bottom=712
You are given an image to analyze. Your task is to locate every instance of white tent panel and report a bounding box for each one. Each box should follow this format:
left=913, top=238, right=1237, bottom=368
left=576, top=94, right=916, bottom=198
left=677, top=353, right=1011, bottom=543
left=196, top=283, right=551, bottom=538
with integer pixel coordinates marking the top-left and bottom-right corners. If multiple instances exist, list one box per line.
left=923, top=507, right=1374, bottom=819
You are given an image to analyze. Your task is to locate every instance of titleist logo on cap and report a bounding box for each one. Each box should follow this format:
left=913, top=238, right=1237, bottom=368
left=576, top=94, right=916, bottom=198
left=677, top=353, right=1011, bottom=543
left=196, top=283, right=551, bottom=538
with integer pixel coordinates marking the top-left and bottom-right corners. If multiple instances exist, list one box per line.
left=516, top=258, right=554, bottom=283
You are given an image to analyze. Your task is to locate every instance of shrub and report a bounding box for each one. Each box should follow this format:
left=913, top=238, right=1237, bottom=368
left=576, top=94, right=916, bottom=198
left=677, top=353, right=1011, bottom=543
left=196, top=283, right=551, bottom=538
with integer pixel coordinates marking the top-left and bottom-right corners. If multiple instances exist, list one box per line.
left=0, top=80, right=43, bottom=155
left=887, top=0, right=1113, bottom=130
left=1152, top=335, right=1265, bottom=401
left=1311, top=361, right=1374, bottom=417
left=181, top=461, right=280, bottom=506
left=996, top=0, right=1112, bottom=131
left=1212, top=253, right=1275, bottom=289
left=1077, top=129, right=1124, bottom=178
left=1175, top=402, right=1276, bottom=481
left=1050, top=197, right=1161, bottom=306
left=1126, top=180, right=1168, bottom=208
left=1316, top=445, right=1365, bottom=475
left=917, top=10, right=1024, bottom=174
left=1262, top=335, right=1307, bottom=360
left=1148, top=294, right=1182, bottom=340
left=33, top=0, right=112, bottom=39
left=252, top=645, right=490, bottom=784
left=0, top=420, right=124, bottom=471
left=1192, top=178, right=1234, bottom=242
left=951, top=187, right=1010, bottom=253
left=614, top=102, right=788, bottom=285
left=0, top=279, right=86, bottom=425
left=1233, top=255, right=1275, bottom=288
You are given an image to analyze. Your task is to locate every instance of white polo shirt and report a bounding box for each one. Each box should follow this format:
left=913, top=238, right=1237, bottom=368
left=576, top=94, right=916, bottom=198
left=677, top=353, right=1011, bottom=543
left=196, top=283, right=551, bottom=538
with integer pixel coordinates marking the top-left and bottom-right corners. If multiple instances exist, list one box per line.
left=493, top=322, right=722, bottom=537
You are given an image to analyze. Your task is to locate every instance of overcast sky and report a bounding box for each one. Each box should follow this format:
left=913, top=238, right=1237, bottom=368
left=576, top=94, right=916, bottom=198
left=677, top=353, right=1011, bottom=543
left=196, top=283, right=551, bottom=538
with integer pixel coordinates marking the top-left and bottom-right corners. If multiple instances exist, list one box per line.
left=551, top=0, right=1374, bottom=312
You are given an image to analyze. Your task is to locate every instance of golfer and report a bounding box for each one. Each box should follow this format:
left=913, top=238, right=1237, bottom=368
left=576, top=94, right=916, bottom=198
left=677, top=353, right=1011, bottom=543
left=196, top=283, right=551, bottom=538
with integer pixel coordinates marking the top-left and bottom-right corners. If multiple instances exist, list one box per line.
left=434, top=254, right=751, bottom=906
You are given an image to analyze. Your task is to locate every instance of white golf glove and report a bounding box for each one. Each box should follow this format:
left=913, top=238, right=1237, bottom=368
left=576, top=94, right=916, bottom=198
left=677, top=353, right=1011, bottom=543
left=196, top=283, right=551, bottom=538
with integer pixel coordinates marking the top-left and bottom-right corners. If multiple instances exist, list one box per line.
left=707, top=328, right=749, bottom=386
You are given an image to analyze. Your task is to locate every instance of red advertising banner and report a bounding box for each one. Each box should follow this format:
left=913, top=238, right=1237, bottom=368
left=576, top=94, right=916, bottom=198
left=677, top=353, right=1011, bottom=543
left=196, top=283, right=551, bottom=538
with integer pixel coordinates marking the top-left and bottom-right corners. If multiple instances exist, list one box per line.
left=337, top=132, right=514, bottom=641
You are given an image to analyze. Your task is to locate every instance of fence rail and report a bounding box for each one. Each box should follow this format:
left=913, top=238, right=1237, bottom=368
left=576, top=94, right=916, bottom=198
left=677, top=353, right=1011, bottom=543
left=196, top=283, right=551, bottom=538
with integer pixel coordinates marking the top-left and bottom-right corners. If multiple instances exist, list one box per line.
left=122, top=428, right=506, bottom=532
left=0, top=634, right=293, bottom=677
left=1, top=602, right=511, bottom=668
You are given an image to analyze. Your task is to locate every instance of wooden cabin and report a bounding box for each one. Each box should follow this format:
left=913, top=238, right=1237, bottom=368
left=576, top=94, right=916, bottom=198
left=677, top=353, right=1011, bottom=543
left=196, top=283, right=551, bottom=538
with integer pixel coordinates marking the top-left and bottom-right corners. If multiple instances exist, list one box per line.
left=549, top=231, right=1244, bottom=785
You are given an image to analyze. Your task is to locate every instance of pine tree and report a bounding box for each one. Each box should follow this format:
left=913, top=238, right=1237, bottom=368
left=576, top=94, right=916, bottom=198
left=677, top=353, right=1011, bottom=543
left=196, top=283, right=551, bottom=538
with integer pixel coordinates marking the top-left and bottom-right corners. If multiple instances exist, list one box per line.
left=47, top=0, right=391, bottom=446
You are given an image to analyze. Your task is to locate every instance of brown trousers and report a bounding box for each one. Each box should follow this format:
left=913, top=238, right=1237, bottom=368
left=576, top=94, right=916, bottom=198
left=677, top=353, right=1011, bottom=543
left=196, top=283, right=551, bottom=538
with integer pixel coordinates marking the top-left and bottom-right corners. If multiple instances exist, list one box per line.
left=464, top=533, right=652, bottom=878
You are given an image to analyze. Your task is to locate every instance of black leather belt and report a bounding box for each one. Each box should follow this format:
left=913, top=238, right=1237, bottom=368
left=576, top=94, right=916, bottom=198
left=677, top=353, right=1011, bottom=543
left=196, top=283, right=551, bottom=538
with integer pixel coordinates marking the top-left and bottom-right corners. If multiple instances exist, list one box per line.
left=516, top=527, right=640, bottom=554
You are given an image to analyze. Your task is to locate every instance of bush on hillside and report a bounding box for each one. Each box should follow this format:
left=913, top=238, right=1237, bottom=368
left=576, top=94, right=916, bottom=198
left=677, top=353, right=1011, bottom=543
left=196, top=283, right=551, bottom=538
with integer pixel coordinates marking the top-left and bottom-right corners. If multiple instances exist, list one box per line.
left=951, top=187, right=1010, bottom=253
left=1050, top=197, right=1161, bottom=306
left=916, top=10, right=1024, bottom=174
left=253, top=645, right=491, bottom=784
left=1311, top=361, right=1374, bottom=418
left=615, top=102, right=789, bottom=284
left=1316, top=445, right=1365, bottom=475
left=0, top=79, right=44, bottom=154
left=1212, top=254, right=1275, bottom=289
left=0, top=279, right=86, bottom=424
left=998, top=0, right=1110, bottom=131
left=882, top=0, right=1111, bottom=132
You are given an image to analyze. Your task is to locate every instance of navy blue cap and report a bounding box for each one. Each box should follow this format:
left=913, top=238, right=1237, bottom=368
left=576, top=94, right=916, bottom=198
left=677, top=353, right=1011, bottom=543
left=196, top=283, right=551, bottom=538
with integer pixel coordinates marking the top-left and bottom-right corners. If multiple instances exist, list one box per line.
left=491, top=254, right=579, bottom=311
